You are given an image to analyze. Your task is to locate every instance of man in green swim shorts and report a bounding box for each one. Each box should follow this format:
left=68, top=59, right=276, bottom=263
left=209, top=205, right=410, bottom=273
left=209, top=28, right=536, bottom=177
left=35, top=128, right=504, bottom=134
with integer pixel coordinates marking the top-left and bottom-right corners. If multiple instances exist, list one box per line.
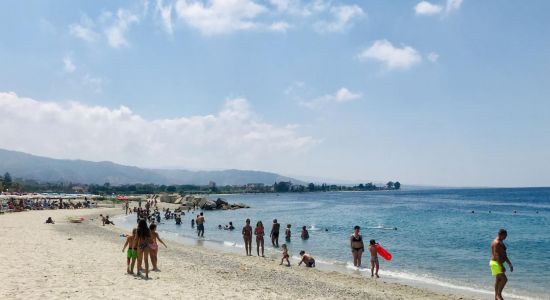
left=490, top=229, right=513, bottom=300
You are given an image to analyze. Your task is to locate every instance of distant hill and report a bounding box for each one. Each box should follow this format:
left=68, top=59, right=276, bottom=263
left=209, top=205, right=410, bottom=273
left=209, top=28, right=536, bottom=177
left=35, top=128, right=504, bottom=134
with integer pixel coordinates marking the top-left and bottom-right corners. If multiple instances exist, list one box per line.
left=0, top=148, right=302, bottom=186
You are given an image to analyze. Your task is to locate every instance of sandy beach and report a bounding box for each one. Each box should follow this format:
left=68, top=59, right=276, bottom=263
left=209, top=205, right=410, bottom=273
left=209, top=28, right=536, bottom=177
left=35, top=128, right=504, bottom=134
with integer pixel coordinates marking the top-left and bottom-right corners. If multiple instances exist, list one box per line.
left=0, top=207, right=477, bottom=300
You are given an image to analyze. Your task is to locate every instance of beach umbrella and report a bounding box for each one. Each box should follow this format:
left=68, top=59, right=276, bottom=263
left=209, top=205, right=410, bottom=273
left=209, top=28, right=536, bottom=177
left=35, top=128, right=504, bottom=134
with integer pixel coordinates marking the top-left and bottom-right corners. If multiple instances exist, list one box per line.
left=116, top=195, right=129, bottom=201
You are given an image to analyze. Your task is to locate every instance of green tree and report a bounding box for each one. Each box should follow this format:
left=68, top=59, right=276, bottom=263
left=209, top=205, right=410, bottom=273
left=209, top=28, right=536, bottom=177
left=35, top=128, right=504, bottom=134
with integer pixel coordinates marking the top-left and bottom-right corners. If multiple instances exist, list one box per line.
left=386, top=181, right=394, bottom=190
left=307, top=183, right=315, bottom=192
left=3, top=172, right=12, bottom=190
left=394, top=181, right=401, bottom=190
left=166, top=185, right=177, bottom=193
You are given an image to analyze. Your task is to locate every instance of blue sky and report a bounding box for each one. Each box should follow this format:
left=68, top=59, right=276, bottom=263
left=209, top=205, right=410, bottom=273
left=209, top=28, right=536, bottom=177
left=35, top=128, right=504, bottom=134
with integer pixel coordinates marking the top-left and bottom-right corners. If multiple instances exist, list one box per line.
left=1, top=0, right=549, bottom=187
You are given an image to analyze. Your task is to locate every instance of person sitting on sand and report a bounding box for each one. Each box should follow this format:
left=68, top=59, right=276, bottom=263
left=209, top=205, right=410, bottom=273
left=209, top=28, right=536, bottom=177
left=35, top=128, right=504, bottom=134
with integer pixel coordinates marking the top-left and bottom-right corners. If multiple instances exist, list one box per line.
left=45, top=217, right=55, bottom=224
left=491, top=229, right=513, bottom=300
left=255, top=221, right=265, bottom=257
left=298, top=250, right=315, bottom=268
left=279, top=244, right=290, bottom=266
left=285, top=224, right=291, bottom=242
left=270, top=219, right=280, bottom=247
left=136, top=220, right=152, bottom=279
left=104, top=215, right=114, bottom=225
left=301, top=226, right=309, bottom=240
left=242, top=219, right=253, bottom=256
left=122, top=228, right=138, bottom=274
left=100, top=214, right=106, bottom=226
left=350, top=226, right=364, bottom=267
left=368, top=239, right=379, bottom=278
left=149, top=223, right=167, bottom=272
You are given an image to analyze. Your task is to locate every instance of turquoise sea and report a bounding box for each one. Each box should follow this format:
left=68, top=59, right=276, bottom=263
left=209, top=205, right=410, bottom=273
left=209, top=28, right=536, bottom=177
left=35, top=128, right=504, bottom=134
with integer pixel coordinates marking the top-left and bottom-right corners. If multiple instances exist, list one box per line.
left=115, top=188, right=550, bottom=299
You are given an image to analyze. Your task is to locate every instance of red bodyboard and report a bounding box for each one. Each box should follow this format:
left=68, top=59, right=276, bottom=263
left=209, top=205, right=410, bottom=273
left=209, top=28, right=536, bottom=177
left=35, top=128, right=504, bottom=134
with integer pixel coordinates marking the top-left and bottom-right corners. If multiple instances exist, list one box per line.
left=375, top=244, right=392, bottom=261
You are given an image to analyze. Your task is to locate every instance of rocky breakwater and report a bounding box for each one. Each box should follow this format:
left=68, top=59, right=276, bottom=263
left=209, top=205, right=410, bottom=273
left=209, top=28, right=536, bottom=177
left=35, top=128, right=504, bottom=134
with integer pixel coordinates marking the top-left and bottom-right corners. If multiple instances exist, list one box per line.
left=156, top=194, right=249, bottom=211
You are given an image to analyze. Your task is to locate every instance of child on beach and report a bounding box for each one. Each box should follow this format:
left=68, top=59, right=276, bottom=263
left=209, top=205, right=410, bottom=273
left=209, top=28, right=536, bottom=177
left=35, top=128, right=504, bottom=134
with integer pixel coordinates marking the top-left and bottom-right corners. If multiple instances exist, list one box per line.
left=285, top=224, right=291, bottom=242
left=298, top=250, right=315, bottom=267
left=45, top=217, right=55, bottom=224
left=242, top=218, right=253, bottom=256
left=279, top=244, right=290, bottom=266
left=255, top=221, right=265, bottom=257
left=122, top=228, right=138, bottom=274
left=149, top=224, right=168, bottom=272
left=368, top=239, right=380, bottom=278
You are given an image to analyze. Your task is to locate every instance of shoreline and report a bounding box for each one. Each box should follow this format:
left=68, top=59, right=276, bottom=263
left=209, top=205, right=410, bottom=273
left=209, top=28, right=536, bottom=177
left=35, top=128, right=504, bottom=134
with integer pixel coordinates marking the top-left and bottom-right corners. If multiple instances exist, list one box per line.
left=0, top=207, right=477, bottom=300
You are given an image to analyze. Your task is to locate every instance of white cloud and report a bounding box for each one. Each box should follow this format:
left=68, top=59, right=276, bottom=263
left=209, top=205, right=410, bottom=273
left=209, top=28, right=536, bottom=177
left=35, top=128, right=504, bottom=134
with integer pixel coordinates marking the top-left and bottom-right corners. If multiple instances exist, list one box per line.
left=269, top=21, right=290, bottom=32
left=315, top=4, right=364, bottom=33
left=82, top=74, right=103, bottom=93
left=0, top=92, right=317, bottom=170
left=414, top=1, right=443, bottom=15
left=63, top=57, right=76, bottom=73
left=300, top=87, right=361, bottom=109
left=269, top=0, right=328, bottom=17
left=358, top=39, right=422, bottom=70
left=446, top=0, right=463, bottom=12
left=104, top=9, right=140, bottom=48
left=427, top=52, right=439, bottom=62
left=175, top=0, right=266, bottom=35
left=156, top=0, right=174, bottom=35
left=414, top=0, right=463, bottom=16
left=69, top=15, right=99, bottom=42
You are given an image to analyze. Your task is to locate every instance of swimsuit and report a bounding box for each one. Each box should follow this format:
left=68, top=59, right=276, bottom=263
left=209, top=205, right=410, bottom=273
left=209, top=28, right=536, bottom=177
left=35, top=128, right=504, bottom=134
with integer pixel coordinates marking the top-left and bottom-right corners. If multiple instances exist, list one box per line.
left=490, top=260, right=504, bottom=276
left=127, top=248, right=138, bottom=259
left=255, top=228, right=264, bottom=241
left=351, top=234, right=364, bottom=252
left=307, top=258, right=315, bottom=267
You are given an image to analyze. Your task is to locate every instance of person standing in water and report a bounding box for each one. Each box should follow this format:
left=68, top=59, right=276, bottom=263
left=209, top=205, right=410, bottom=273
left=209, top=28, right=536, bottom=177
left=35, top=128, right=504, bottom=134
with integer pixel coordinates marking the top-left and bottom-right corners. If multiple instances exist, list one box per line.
left=350, top=225, right=364, bottom=267
left=368, top=240, right=380, bottom=278
left=270, top=219, right=280, bottom=247
left=196, top=212, right=205, bottom=238
left=285, top=224, right=292, bottom=242
left=242, top=218, right=253, bottom=256
left=255, top=220, right=265, bottom=257
left=301, top=226, right=309, bottom=240
left=491, top=229, right=513, bottom=300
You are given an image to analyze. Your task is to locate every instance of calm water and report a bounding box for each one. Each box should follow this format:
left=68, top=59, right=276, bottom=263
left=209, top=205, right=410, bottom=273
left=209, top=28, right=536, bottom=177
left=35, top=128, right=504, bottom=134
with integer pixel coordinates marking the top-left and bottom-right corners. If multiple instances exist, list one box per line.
left=115, top=188, right=550, bottom=299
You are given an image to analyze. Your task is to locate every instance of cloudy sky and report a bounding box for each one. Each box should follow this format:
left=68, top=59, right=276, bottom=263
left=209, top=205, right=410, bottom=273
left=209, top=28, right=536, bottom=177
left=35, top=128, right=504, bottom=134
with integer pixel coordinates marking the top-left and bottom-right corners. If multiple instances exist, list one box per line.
left=1, top=0, right=549, bottom=187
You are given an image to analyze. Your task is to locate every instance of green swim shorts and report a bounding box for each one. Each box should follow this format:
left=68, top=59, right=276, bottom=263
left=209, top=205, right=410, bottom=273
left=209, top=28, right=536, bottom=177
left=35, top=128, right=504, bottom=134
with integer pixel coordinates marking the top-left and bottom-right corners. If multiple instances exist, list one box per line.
left=127, top=248, right=138, bottom=259
left=489, top=260, right=504, bottom=276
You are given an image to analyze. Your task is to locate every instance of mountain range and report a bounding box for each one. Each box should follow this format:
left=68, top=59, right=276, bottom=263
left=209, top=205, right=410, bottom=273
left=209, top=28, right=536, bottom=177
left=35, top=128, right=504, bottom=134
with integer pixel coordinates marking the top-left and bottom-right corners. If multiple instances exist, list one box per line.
left=0, top=148, right=302, bottom=186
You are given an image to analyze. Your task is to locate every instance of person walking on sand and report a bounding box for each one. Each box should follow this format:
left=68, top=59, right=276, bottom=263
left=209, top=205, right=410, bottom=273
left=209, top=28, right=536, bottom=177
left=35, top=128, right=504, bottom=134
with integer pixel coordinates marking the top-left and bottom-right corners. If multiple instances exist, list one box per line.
left=149, top=224, right=167, bottom=272
left=255, top=221, right=265, bottom=257
left=122, top=228, right=138, bottom=274
left=136, top=220, right=152, bottom=279
left=196, top=212, right=205, bottom=238
left=242, top=218, right=253, bottom=256
left=491, top=229, right=513, bottom=300
left=270, top=219, right=280, bottom=247
left=298, top=250, right=315, bottom=267
left=350, top=225, right=364, bottom=267
left=368, top=239, right=380, bottom=278
left=280, top=244, right=290, bottom=266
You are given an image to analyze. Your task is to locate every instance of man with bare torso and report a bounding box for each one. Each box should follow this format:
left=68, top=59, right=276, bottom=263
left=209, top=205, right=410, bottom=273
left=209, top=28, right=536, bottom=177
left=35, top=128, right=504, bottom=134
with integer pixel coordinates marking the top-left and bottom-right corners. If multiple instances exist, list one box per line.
left=490, top=229, right=513, bottom=300
left=196, top=212, right=205, bottom=237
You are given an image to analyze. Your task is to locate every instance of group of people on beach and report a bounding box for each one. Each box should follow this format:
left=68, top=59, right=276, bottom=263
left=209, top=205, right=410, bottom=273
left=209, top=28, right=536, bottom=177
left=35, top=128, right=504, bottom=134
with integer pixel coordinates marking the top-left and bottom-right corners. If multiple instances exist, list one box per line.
left=119, top=201, right=515, bottom=300
left=2, top=197, right=93, bottom=212
left=121, top=201, right=168, bottom=279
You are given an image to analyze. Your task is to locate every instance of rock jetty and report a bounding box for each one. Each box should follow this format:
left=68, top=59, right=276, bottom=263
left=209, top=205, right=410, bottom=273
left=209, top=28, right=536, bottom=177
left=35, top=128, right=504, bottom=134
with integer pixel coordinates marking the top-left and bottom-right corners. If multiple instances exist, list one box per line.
left=151, top=194, right=249, bottom=210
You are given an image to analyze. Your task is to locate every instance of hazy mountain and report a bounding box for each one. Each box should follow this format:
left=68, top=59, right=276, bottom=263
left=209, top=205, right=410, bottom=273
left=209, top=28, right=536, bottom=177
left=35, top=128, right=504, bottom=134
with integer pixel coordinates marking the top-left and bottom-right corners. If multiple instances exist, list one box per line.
left=0, top=148, right=301, bottom=186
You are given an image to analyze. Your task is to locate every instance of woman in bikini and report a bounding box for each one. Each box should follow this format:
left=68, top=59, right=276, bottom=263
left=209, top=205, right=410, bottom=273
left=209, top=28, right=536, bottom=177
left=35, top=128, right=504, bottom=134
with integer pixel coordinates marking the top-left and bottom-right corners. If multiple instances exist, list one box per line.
left=149, top=223, right=167, bottom=272
left=136, top=219, right=152, bottom=279
left=255, top=221, right=265, bottom=257
left=350, top=225, right=364, bottom=267
left=242, top=218, right=253, bottom=256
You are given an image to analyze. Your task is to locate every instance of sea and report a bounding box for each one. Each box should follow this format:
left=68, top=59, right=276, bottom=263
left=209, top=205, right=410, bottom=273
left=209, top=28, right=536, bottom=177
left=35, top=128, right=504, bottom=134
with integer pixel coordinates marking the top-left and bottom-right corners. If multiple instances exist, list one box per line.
left=114, top=188, right=550, bottom=299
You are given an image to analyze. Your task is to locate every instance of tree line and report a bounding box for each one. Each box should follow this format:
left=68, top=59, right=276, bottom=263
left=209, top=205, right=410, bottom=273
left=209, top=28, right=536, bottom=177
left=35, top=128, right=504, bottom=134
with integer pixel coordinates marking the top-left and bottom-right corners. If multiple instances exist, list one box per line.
left=0, top=172, right=401, bottom=195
